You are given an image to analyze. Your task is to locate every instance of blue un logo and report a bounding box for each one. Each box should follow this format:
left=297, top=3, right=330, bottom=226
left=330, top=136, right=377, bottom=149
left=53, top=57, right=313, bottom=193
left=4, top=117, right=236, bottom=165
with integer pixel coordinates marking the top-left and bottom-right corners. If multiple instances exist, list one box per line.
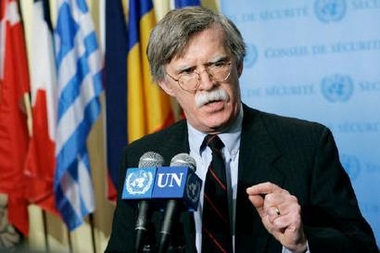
left=314, top=0, right=347, bottom=23
left=125, top=169, right=154, bottom=195
left=321, top=74, right=354, bottom=102
left=341, top=154, right=361, bottom=181
left=244, top=44, right=258, bottom=68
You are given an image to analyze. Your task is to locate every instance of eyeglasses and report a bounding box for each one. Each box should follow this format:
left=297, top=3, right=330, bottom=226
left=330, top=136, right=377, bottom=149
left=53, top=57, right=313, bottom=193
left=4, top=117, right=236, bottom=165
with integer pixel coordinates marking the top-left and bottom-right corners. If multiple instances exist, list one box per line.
left=166, top=61, right=232, bottom=92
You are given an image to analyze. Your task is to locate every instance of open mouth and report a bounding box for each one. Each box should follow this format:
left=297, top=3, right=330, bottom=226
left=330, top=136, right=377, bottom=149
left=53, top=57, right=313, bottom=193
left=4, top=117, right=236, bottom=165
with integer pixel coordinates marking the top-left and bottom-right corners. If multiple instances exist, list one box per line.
left=205, top=99, right=220, bottom=105
left=203, top=100, right=224, bottom=110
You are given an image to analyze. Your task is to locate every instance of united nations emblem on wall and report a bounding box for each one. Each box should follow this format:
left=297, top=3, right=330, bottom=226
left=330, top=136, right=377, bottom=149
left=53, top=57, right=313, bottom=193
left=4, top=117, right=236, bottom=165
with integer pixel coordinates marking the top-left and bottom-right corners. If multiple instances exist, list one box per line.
left=341, top=154, right=361, bottom=181
left=125, top=169, right=154, bottom=195
left=314, top=0, right=347, bottom=23
left=244, top=44, right=258, bottom=68
left=321, top=74, right=354, bottom=102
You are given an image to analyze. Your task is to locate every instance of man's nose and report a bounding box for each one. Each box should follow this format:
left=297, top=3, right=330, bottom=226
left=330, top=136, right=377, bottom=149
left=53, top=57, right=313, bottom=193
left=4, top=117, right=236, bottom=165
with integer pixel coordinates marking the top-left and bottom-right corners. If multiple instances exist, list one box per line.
left=197, top=68, right=215, bottom=90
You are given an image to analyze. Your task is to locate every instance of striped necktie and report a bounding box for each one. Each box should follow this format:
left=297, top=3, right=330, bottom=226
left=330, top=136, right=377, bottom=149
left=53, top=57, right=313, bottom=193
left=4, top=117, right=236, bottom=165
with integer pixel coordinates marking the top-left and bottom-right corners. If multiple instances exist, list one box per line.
left=201, top=135, right=232, bottom=253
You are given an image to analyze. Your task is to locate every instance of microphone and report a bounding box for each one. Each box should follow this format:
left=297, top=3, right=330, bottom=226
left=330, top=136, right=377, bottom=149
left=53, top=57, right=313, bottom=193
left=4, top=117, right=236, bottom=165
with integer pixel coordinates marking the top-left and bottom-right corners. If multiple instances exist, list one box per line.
left=157, top=153, right=201, bottom=253
left=122, top=151, right=165, bottom=253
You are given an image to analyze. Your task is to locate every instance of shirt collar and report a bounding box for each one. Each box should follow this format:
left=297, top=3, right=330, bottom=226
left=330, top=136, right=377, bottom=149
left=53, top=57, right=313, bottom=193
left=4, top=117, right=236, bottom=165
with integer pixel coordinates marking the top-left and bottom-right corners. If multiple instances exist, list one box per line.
left=187, top=103, right=243, bottom=156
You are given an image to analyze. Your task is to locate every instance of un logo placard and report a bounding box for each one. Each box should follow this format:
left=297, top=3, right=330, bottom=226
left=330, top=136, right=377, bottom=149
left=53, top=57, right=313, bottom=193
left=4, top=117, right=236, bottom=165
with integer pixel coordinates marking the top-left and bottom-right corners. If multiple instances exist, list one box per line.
left=125, top=169, right=154, bottom=195
left=314, top=0, right=347, bottom=23
left=321, top=74, right=354, bottom=102
left=186, top=173, right=201, bottom=205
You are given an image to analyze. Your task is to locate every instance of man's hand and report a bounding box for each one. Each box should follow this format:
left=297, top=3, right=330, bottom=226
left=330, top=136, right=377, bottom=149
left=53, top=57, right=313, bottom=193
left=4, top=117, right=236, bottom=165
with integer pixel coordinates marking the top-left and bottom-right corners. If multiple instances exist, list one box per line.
left=246, top=182, right=307, bottom=253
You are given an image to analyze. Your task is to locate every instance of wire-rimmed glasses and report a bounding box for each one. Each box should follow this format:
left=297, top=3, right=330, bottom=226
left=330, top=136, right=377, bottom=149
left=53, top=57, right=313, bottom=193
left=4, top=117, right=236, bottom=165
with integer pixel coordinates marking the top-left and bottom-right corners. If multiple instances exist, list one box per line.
left=166, top=61, right=232, bottom=92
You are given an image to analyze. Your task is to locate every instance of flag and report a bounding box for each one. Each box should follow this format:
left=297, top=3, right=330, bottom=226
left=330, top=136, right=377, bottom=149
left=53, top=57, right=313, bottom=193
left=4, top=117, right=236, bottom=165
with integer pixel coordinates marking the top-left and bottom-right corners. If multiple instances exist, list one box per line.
left=54, top=0, right=103, bottom=231
left=104, top=0, right=128, bottom=201
left=174, top=0, right=201, bottom=8
left=127, top=0, right=174, bottom=143
left=0, top=0, right=31, bottom=236
left=104, top=0, right=175, bottom=201
left=24, top=0, right=58, bottom=215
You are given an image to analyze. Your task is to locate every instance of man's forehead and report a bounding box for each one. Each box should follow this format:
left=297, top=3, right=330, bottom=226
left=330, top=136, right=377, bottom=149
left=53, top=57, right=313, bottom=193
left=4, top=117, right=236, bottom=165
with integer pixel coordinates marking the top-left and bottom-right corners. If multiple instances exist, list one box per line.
left=171, top=24, right=226, bottom=57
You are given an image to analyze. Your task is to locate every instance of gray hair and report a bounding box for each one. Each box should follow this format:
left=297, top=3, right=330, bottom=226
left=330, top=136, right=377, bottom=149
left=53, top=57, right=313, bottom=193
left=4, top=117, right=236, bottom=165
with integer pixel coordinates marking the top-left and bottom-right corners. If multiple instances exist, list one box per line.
left=146, top=6, right=246, bottom=82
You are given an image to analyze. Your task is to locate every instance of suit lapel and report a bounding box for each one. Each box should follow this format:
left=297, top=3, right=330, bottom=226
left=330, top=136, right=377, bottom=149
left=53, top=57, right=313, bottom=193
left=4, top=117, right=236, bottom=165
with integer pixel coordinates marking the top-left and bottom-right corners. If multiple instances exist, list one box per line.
left=235, top=105, right=284, bottom=252
left=158, top=120, right=190, bottom=165
left=239, top=105, right=284, bottom=186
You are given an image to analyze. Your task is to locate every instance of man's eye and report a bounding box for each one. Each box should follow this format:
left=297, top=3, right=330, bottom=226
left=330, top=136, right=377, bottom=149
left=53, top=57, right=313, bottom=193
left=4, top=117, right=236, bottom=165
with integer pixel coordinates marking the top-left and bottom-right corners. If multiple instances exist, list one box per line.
left=181, top=68, right=195, bottom=75
left=211, top=61, right=227, bottom=68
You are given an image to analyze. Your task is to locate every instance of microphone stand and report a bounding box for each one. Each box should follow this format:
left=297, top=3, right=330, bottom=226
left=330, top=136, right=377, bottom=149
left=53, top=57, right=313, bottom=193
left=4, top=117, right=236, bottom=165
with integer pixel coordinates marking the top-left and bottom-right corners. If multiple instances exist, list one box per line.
left=138, top=212, right=186, bottom=253
left=136, top=220, right=157, bottom=253
left=157, top=200, right=182, bottom=253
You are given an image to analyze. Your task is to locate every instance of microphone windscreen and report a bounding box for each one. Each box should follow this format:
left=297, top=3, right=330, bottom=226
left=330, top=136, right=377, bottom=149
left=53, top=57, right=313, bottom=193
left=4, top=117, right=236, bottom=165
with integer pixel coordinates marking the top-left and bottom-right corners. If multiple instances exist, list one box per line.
left=170, top=153, right=196, bottom=172
left=138, top=151, right=165, bottom=167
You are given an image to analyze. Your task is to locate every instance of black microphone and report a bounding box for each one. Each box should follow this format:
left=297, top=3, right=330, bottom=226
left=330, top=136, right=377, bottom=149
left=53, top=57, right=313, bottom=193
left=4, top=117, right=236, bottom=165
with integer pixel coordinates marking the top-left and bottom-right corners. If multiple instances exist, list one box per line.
left=158, top=153, right=198, bottom=253
left=135, top=152, right=165, bottom=253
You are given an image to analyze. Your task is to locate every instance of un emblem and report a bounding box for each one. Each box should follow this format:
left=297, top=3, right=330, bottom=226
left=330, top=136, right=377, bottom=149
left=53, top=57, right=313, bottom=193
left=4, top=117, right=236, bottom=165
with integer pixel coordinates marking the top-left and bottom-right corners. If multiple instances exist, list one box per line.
left=186, top=173, right=201, bottom=205
left=244, top=44, right=258, bottom=69
left=321, top=74, right=354, bottom=102
left=314, top=0, right=346, bottom=23
left=125, top=169, right=154, bottom=195
left=341, top=154, right=361, bottom=181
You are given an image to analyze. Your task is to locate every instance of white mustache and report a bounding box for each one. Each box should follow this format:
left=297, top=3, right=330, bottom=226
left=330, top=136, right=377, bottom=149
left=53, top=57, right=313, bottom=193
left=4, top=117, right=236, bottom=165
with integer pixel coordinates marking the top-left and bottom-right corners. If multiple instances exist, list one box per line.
left=195, top=88, right=229, bottom=108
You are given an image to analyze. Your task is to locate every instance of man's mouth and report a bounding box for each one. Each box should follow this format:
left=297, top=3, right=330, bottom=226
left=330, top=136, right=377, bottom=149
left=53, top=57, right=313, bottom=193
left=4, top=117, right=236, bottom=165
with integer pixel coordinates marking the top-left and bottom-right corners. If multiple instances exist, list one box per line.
left=203, top=100, right=224, bottom=110
left=205, top=99, right=220, bottom=105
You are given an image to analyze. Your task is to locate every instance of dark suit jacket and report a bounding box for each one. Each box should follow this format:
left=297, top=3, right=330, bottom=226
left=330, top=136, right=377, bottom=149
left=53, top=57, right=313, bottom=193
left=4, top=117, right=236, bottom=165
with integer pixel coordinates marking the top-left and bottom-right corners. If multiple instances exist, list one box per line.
left=105, top=104, right=378, bottom=253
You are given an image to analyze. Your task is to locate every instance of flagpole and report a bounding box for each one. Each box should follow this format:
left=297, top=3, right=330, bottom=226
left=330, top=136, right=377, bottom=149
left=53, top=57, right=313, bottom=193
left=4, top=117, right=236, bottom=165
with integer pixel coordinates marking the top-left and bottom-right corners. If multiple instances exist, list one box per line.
left=67, top=228, right=73, bottom=253
left=89, top=213, right=97, bottom=253
left=42, top=210, right=50, bottom=252
left=23, top=94, right=33, bottom=136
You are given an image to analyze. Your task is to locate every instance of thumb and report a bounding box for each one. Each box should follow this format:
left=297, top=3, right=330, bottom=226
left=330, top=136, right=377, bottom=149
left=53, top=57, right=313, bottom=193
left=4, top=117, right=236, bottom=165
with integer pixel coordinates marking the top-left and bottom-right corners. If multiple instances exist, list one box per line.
left=247, top=190, right=265, bottom=217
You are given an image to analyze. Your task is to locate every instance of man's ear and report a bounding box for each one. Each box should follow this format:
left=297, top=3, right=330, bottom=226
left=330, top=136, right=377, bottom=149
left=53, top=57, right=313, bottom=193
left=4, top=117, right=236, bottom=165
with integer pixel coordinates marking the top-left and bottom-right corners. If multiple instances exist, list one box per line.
left=158, top=79, right=175, bottom=96
left=237, top=61, right=244, bottom=77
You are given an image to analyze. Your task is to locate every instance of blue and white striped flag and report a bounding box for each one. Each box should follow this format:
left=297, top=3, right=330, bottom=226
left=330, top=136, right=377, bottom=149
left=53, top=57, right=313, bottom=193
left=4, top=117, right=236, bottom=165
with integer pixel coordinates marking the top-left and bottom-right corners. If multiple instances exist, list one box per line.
left=54, top=0, right=103, bottom=231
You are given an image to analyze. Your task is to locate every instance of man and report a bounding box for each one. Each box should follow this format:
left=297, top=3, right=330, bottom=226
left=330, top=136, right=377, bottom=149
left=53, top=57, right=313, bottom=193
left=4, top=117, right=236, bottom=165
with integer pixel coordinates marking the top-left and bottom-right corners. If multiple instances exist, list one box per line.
left=105, top=6, right=378, bottom=253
